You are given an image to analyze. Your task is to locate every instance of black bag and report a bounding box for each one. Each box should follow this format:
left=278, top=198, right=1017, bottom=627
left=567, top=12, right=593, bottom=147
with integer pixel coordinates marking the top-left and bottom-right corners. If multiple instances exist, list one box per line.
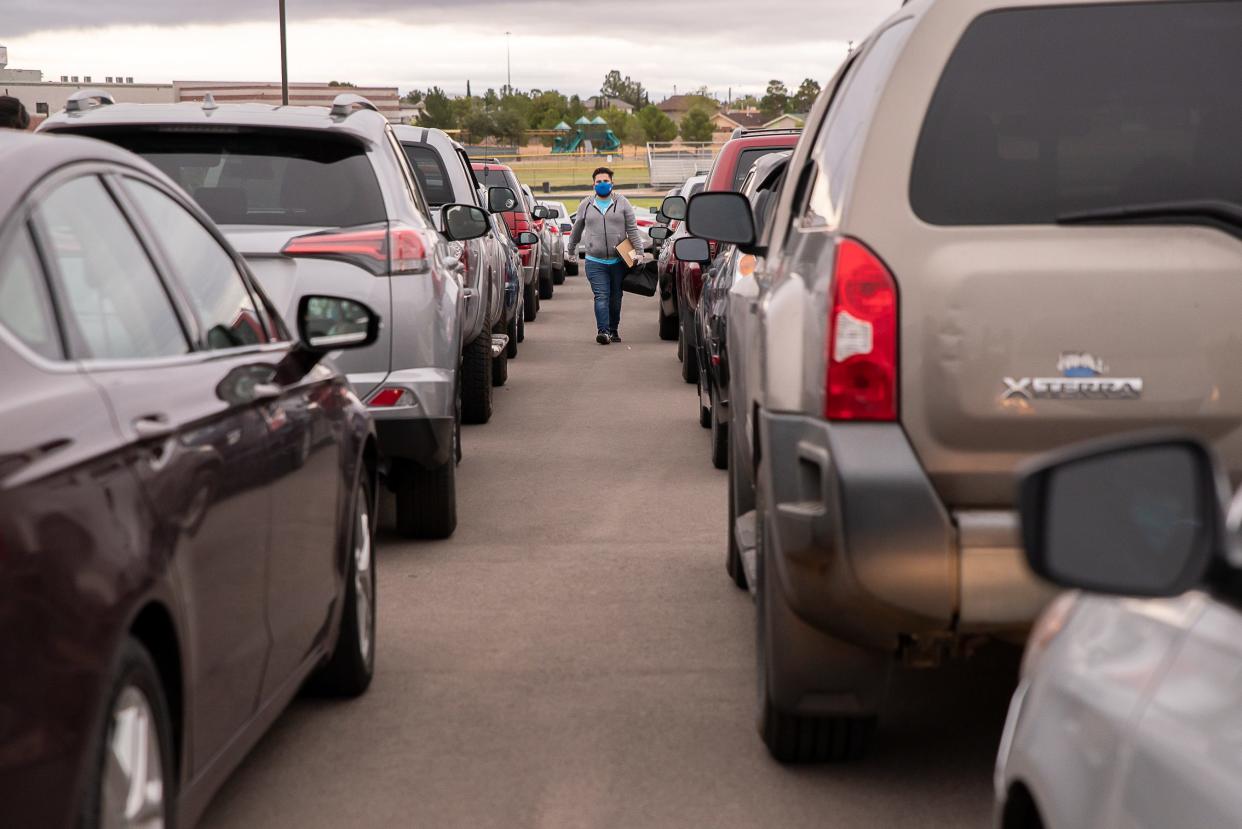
left=621, top=259, right=658, bottom=297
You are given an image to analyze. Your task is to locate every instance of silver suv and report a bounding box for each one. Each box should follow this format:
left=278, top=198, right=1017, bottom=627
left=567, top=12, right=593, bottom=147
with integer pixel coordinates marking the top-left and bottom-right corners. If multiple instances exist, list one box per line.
left=42, top=92, right=496, bottom=539
left=675, top=0, right=1242, bottom=763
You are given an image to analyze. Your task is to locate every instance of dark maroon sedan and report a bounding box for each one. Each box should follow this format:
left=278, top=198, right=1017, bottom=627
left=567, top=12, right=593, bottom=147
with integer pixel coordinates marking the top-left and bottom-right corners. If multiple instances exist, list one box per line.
left=0, top=132, right=380, bottom=828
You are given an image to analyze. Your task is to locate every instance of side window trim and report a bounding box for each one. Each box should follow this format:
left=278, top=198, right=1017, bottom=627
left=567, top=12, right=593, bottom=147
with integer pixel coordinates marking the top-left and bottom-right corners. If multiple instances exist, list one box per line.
left=0, top=215, right=72, bottom=364
left=385, top=127, right=432, bottom=221
left=457, top=148, right=483, bottom=205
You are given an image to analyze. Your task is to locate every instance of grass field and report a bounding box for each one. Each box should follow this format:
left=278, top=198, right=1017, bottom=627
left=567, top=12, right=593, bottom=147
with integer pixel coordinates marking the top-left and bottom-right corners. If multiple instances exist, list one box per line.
left=503, top=159, right=649, bottom=188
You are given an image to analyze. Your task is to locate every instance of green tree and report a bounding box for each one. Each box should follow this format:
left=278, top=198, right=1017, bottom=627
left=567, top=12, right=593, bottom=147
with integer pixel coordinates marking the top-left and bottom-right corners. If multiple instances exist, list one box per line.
left=732, top=93, right=760, bottom=110
left=636, top=105, right=677, bottom=142
left=460, top=106, right=495, bottom=143
left=567, top=95, right=587, bottom=121
left=679, top=104, right=715, bottom=142
left=600, top=69, right=648, bottom=108
left=760, top=79, right=788, bottom=120
left=528, top=89, right=569, bottom=130
left=492, top=109, right=527, bottom=145
left=328, top=80, right=356, bottom=88
left=483, top=88, right=500, bottom=108
left=417, top=87, right=457, bottom=129
left=791, top=78, right=820, bottom=113
left=401, top=88, right=424, bottom=105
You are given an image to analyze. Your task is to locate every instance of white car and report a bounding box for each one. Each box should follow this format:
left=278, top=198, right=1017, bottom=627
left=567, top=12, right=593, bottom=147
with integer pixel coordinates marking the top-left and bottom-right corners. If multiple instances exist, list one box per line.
left=995, top=434, right=1242, bottom=829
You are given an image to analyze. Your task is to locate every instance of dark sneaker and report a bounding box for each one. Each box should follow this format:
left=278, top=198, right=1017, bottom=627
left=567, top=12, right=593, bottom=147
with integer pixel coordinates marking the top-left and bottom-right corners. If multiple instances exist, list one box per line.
left=596, top=331, right=611, bottom=345
left=609, top=331, right=622, bottom=343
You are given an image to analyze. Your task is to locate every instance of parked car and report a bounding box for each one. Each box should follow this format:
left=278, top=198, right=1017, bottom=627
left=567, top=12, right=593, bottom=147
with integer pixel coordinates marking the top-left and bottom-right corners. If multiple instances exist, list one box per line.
left=522, top=183, right=557, bottom=299
left=997, top=432, right=1242, bottom=829
left=395, top=125, right=516, bottom=412
left=653, top=174, right=706, bottom=342
left=43, top=92, right=494, bottom=539
left=684, top=151, right=790, bottom=472
left=474, top=161, right=542, bottom=322
left=661, top=131, right=799, bottom=383
left=486, top=200, right=526, bottom=359
left=676, top=0, right=1242, bottom=764
left=540, top=199, right=574, bottom=280
left=0, top=131, right=379, bottom=828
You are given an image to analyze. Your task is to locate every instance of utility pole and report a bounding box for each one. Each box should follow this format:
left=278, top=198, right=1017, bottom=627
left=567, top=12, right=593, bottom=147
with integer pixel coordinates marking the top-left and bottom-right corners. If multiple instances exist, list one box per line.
left=279, top=0, right=289, bottom=105
left=505, top=32, right=511, bottom=95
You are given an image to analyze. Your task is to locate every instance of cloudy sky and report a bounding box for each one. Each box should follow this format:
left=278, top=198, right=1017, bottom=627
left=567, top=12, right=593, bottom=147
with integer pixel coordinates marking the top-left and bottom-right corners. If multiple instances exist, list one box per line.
left=4, top=1, right=895, bottom=98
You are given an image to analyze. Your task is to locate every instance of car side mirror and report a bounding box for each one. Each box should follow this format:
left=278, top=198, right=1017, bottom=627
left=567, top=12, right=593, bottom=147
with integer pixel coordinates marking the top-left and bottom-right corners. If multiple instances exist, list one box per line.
left=441, top=203, right=490, bottom=241
left=516, top=231, right=539, bottom=246
left=531, top=205, right=550, bottom=219
left=488, top=186, right=518, bottom=213
left=674, top=237, right=711, bottom=263
left=297, top=294, right=381, bottom=352
left=686, top=191, right=756, bottom=246
left=649, top=226, right=671, bottom=241
left=1019, top=435, right=1223, bottom=597
left=660, top=195, right=687, bottom=221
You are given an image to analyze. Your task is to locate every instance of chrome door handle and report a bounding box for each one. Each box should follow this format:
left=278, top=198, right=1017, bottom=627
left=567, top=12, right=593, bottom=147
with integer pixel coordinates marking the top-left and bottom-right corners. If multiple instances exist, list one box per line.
left=132, top=415, right=174, bottom=440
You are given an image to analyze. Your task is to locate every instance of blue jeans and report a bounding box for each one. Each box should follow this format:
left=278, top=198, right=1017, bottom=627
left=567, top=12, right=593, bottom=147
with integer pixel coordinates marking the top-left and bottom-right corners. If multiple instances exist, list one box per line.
left=585, top=259, right=627, bottom=334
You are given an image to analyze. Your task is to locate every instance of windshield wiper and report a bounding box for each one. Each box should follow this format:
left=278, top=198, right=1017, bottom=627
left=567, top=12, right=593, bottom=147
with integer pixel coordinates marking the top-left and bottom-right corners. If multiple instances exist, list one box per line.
left=1058, top=199, right=1242, bottom=238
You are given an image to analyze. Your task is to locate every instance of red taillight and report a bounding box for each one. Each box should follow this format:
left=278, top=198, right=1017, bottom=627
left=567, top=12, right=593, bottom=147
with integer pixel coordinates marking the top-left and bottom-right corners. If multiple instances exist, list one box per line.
left=636, top=219, right=653, bottom=228
left=825, top=238, right=897, bottom=421
left=282, top=225, right=428, bottom=275
left=366, top=387, right=413, bottom=408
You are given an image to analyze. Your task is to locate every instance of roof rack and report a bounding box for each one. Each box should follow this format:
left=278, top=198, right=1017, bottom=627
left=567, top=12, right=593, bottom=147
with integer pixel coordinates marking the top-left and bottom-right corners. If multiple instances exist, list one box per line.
left=65, top=89, right=116, bottom=113
left=729, top=127, right=803, bottom=140
left=329, top=93, right=379, bottom=118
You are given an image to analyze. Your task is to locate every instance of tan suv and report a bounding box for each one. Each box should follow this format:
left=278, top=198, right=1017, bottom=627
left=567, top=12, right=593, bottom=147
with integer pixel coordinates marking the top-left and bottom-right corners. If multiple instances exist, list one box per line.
left=676, top=0, right=1242, bottom=763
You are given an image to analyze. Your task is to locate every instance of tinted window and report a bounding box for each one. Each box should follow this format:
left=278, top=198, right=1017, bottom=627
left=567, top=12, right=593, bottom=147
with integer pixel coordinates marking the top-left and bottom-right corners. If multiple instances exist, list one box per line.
left=0, top=225, right=62, bottom=360
left=403, top=144, right=455, bottom=206
left=733, top=148, right=786, bottom=190
left=123, top=179, right=271, bottom=350
left=90, top=129, right=386, bottom=228
left=911, top=2, right=1242, bottom=225
left=36, top=176, right=187, bottom=360
left=476, top=168, right=517, bottom=191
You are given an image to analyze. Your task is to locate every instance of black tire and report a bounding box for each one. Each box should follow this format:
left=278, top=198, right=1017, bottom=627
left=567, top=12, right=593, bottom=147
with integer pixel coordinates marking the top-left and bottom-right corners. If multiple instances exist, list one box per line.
left=507, top=315, right=519, bottom=358
left=523, top=282, right=538, bottom=322
left=518, top=310, right=526, bottom=342
left=552, top=263, right=566, bottom=285
left=461, top=324, right=493, bottom=425
left=82, top=638, right=176, bottom=829
left=393, top=454, right=457, bottom=539
left=658, top=301, right=679, bottom=341
left=680, top=306, right=700, bottom=384
left=698, top=374, right=711, bottom=429
left=309, top=474, right=376, bottom=697
left=492, top=346, right=509, bottom=386
left=711, top=386, right=729, bottom=470
left=755, top=497, right=883, bottom=763
left=726, top=467, right=747, bottom=590
left=539, top=266, right=554, bottom=299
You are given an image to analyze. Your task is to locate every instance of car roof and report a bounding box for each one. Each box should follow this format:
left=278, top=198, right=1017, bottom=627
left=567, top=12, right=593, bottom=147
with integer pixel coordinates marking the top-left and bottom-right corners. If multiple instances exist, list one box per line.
left=392, top=123, right=464, bottom=151
left=39, top=100, right=391, bottom=144
left=0, top=131, right=175, bottom=220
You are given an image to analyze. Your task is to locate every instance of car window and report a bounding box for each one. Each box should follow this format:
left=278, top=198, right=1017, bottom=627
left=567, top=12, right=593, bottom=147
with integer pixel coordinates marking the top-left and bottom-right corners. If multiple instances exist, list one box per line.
left=402, top=144, right=455, bottom=207
left=89, top=129, right=387, bottom=228
left=911, top=2, right=1242, bottom=225
left=122, top=178, right=272, bottom=350
left=385, top=129, right=433, bottom=221
left=35, top=176, right=188, bottom=361
left=732, top=148, right=785, bottom=191
left=802, top=19, right=912, bottom=229
left=0, top=224, right=62, bottom=360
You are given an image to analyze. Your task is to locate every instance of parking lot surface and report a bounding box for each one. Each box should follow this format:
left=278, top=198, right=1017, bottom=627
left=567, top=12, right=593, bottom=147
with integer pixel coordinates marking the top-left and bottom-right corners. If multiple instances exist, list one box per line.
left=201, top=278, right=1020, bottom=828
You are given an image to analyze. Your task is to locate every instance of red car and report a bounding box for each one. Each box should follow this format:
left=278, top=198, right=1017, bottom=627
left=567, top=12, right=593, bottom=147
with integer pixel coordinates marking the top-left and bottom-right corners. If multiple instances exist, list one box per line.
left=660, top=129, right=801, bottom=383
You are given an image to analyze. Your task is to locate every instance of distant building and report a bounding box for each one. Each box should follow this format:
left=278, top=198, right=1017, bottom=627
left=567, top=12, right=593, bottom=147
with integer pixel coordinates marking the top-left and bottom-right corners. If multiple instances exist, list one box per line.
left=655, top=94, right=720, bottom=124
left=398, top=99, right=427, bottom=124
left=175, top=81, right=402, bottom=120
left=712, top=109, right=766, bottom=134
left=0, top=46, right=42, bottom=83
left=590, top=95, right=634, bottom=114
left=762, top=113, right=806, bottom=130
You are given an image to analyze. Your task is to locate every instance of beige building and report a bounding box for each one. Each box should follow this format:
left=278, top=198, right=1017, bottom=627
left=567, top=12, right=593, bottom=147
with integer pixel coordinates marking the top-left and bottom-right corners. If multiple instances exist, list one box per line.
left=175, top=82, right=402, bottom=121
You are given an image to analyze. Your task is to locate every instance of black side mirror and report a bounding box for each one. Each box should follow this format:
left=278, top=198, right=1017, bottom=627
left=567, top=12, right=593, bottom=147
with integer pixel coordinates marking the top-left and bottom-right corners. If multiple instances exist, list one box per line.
left=660, top=195, right=687, bottom=221
left=687, top=191, right=756, bottom=246
left=441, top=203, right=490, bottom=241
left=1019, top=434, right=1224, bottom=597
left=674, top=237, right=711, bottom=263
left=649, top=226, right=671, bottom=241
left=531, top=204, right=550, bottom=219
left=516, top=231, right=539, bottom=246
left=297, top=294, right=381, bottom=352
left=488, top=186, right=518, bottom=213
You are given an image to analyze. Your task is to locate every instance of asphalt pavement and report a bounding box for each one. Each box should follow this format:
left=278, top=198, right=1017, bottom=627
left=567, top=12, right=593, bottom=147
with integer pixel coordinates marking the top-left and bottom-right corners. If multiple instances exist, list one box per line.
left=201, top=275, right=1021, bottom=828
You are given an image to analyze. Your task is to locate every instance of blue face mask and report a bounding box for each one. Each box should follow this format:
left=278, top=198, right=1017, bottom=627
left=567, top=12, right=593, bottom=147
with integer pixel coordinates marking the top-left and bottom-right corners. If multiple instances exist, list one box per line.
left=594, top=181, right=613, bottom=197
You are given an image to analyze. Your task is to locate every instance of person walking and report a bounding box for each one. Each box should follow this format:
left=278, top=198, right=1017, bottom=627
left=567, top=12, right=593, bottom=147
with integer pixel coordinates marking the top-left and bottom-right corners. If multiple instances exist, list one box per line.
left=567, top=167, right=645, bottom=345
left=0, top=96, right=31, bottom=131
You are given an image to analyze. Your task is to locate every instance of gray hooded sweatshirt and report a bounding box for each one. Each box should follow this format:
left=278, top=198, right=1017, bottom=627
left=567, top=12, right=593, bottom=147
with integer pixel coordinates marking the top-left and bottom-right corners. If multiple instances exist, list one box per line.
left=567, top=194, right=645, bottom=264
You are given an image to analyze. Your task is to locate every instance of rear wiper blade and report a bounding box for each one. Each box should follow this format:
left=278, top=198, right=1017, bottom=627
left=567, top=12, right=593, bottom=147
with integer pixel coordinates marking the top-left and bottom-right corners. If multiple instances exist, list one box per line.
left=1058, top=199, right=1242, bottom=234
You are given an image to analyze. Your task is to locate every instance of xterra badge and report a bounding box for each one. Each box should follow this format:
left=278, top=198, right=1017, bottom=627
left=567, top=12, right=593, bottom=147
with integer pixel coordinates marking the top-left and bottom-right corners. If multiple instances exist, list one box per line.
left=1003, top=352, right=1142, bottom=401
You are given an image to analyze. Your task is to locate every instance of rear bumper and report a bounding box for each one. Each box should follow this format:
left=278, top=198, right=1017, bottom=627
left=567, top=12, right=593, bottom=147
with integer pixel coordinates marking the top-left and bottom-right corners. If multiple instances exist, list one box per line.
left=758, top=414, right=1056, bottom=650
left=365, top=367, right=456, bottom=468
left=374, top=416, right=454, bottom=469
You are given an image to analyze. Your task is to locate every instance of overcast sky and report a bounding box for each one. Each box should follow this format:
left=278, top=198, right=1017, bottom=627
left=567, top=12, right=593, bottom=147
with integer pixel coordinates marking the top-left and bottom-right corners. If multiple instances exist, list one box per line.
left=3, top=1, right=896, bottom=99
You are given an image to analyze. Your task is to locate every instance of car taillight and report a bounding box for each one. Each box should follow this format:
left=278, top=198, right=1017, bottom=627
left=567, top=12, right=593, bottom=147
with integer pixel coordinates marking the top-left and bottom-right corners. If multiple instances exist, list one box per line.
left=825, top=238, right=897, bottom=421
left=282, top=224, right=428, bottom=276
left=636, top=219, right=653, bottom=228
left=366, top=387, right=414, bottom=408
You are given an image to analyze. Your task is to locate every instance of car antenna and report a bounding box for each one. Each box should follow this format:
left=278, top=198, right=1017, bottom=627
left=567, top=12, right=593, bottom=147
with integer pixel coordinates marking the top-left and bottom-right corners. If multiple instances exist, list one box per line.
left=202, top=92, right=218, bottom=112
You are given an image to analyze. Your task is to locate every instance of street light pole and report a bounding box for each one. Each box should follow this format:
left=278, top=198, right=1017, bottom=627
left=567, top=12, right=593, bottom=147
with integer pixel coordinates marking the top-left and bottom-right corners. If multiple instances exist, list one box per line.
left=279, top=0, right=289, bottom=105
left=505, top=31, right=511, bottom=95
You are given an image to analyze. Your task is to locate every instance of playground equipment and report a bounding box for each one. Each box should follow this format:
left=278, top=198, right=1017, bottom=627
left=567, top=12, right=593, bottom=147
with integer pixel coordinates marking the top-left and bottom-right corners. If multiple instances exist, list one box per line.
left=552, top=115, right=622, bottom=154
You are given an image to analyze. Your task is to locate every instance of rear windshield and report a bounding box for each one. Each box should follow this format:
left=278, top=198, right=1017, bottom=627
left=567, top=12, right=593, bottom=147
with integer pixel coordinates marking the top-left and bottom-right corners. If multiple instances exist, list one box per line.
left=82, top=129, right=386, bottom=227
left=476, top=167, right=516, bottom=191
left=911, top=2, right=1242, bottom=225
left=733, top=148, right=787, bottom=190
left=402, top=144, right=454, bottom=207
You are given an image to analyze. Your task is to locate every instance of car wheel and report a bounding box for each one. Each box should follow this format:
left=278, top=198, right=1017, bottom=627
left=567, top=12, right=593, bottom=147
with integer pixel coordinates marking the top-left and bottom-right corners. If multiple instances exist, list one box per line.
left=507, top=315, right=519, bottom=358
left=755, top=491, right=883, bottom=763
left=518, top=310, right=526, bottom=343
left=711, top=387, right=729, bottom=470
left=658, top=301, right=678, bottom=341
left=523, top=282, right=538, bottom=322
left=461, top=324, right=493, bottom=425
left=680, top=306, right=700, bottom=385
left=698, top=373, right=711, bottom=429
left=726, top=465, right=747, bottom=590
left=82, top=638, right=176, bottom=829
left=492, top=346, right=509, bottom=387
left=539, top=267, right=554, bottom=300
left=393, top=453, right=457, bottom=539
left=309, top=474, right=376, bottom=696
left=553, top=263, right=565, bottom=285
